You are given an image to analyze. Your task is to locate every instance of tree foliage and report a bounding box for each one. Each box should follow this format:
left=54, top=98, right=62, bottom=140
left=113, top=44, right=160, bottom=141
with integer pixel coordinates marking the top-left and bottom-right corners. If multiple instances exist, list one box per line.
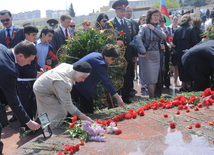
left=182, top=0, right=207, bottom=7
left=68, top=2, right=75, bottom=17
left=151, top=0, right=180, bottom=9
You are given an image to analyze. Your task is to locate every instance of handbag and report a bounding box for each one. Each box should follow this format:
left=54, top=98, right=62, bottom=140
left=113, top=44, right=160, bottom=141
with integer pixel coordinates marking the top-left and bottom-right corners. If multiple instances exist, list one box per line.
left=0, top=104, right=9, bottom=127
left=129, top=36, right=148, bottom=55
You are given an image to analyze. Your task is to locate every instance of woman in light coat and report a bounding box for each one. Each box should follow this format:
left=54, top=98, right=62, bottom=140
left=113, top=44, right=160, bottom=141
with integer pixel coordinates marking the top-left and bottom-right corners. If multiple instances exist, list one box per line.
left=33, top=61, right=93, bottom=129
left=136, top=8, right=166, bottom=98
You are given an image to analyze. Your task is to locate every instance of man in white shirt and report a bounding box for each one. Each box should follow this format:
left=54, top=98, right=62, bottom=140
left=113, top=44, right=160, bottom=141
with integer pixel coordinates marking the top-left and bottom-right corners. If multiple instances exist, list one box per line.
left=50, top=13, right=72, bottom=56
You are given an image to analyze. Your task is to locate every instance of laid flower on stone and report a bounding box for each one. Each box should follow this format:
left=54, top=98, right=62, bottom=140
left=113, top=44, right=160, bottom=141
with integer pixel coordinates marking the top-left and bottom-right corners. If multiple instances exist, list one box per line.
left=208, top=122, right=214, bottom=126
left=115, top=129, right=122, bottom=135
left=170, top=122, right=176, bottom=129
left=176, top=111, right=180, bottom=115
left=194, top=107, right=199, bottom=111
left=80, top=139, right=85, bottom=145
left=186, top=109, right=190, bottom=113
left=164, top=114, right=168, bottom=118
left=68, top=123, right=75, bottom=129
left=195, top=123, right=201, bottom=128
left=82, top=121, right=106, bottom=142
left=188, top=125, right=193, bottom=129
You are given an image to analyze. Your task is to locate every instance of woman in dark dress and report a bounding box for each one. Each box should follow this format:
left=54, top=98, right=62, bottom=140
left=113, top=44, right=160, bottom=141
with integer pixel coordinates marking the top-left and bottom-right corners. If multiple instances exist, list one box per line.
left=173, top=14, right=200, bottom=92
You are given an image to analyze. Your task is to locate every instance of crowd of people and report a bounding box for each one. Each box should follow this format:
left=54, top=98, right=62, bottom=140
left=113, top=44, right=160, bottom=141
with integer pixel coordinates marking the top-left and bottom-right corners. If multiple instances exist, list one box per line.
left=1, top=1, right=214, bottom=151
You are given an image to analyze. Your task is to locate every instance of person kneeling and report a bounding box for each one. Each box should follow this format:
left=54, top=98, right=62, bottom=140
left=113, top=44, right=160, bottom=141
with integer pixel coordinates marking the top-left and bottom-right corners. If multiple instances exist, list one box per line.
left=33, top=61, right=93, bottom=129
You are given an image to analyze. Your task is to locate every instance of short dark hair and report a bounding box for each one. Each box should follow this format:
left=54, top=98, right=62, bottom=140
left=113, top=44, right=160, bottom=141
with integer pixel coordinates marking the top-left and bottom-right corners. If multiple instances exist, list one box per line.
left=146, top=8, right=161, bottom=24
left=0, top=10, right=12, bottom=17
left=39, top=26, right=54, bottom=38
left=102, top=44, right=119, bottom=58
left=24, top=25, right=39, bottom=35
left=14, top=41, right=37, bottom=58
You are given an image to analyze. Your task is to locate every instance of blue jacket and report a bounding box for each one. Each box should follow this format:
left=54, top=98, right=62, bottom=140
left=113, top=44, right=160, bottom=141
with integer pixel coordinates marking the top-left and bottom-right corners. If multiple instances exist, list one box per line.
left=0, top=44, right=30, bottom=125
left=74, top=52, right=117, bottom=100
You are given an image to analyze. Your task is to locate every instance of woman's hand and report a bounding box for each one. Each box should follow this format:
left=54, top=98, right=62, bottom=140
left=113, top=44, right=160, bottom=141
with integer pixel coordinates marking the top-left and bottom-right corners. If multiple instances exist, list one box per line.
left=147, top=24, right=155, bottom=31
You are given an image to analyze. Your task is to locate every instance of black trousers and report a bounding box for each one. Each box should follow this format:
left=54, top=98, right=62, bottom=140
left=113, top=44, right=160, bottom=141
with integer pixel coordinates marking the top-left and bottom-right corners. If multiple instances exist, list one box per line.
left=187, top=64, right=210, bottom=91
left=71, top=86, right=94, bottom=114
left=164, top=49, right=171, bottom=87
left=0, top=89, right=8, bottom=106
left=17, top=81, right=36, bottom=121
left=121, top=61, right=135, bottom=100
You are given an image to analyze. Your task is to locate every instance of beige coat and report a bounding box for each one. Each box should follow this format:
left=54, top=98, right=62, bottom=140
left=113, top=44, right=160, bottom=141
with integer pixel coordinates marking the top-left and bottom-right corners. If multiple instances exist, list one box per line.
left=33, top=63, right=81, bottom=129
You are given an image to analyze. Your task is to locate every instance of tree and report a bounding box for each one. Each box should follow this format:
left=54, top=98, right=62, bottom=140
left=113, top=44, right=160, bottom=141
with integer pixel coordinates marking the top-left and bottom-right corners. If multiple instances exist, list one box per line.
left=68, top=2, right=75, bottom=17
left=182, top=0, right=207, bottom=7
left=151, top=0, right=180, bottom=9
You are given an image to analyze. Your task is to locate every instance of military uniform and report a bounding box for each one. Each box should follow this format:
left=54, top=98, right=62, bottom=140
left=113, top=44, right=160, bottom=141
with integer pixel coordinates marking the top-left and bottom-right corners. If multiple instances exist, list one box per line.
left=105, top=1, right=137, bottom=103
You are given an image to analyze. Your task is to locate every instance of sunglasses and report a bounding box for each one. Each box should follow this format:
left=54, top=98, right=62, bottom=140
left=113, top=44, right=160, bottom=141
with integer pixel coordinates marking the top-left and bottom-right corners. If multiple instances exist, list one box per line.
left=101, top=20, right=107, bottom=23
left=70, top=25, right=75, bottom=27
left=111, top=57, right=118, bottom=61
left=86, top=24, right=90, bottom=26
left=1, top=18, right=10, bottom=23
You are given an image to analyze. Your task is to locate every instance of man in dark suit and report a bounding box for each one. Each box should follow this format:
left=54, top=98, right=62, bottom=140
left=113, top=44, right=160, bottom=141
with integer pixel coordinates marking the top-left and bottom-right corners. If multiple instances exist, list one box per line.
left=105, top=0, right=137, bottom=104
left=0, top=10, right=25, bottom=48
left=182, top=40, right=214, bottom=91
left=125, top=5, right=139, bottom=34
left=50, top=13, right=73, bottom=56
left=0, top=41, right=40, bottom=131
left=125, top=5, right=139, bottom=96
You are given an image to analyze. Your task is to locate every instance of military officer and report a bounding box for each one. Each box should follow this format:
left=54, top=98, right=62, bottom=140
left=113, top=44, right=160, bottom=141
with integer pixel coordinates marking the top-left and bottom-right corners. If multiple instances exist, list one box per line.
left=46, top=18, right=59, bottom=29
left=105, top=0, right=137, bottom=104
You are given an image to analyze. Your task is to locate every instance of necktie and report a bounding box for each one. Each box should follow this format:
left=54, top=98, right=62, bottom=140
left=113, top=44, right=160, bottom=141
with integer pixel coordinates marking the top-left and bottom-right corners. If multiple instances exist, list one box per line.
left=6, top=28, right=11, bottom=38
left=121, top=19, right=124, bottom=28
left=65, top=29, right=69, bottom=39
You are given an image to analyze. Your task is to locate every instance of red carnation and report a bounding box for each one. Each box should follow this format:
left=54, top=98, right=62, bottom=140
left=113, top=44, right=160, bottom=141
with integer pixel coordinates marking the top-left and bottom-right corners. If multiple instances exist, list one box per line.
left=80, top=139, right=85, bottom=145
left=186, top=109, right=190, bottom=113
left=118, top=31, right=125, bottom=34
left=176, top=111, right=180, bottom=115
left=188, top=125, right=192, bottom=129
left=194, top=107, right=199, bottom=111
left=44, top=65, right=52, bottom=69
left=5, top=40, right=10, bottom=44
left=68, top=123, right=75, bottom=129
left=195, top=123, right=201, bottom=128
left=164, top=114, right=168, bottom=118
left=115, top=129, right=122, bottom=135
left=57, top=152, right=63, bottom=155
left=52, top=55, right=57, bottom=60
left=49, top=51, right=54, bottom=56
left=178, top=105, right=183, bottom=110
left=208, top=122, right=214, bottom=126
left=72, top=115, right=77, bottom=123
left=170, top=122, right=176, bottom=129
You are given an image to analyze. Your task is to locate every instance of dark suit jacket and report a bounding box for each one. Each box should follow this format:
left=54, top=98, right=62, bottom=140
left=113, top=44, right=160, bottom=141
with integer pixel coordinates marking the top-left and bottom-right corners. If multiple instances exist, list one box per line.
left=50, top=27, right=73, bottom=55
left=0, top=44, right=30, bottom=125
left=74, top=52, right=117, bottom=100
left=0, top=26, right=25, bottom=48
left=105, top=17, right=137, bottom=61
left=131, top=19, right=139, bottom=35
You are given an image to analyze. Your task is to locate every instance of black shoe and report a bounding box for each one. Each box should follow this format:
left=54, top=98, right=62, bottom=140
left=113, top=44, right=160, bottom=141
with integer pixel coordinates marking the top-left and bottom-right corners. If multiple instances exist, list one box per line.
left=9, top=116, right=17, bottom=122
left=131, top=89, right=137, bottom=94
left=123, top=98, right=133, bottom=104
left=129, top=91, right=136, bottom=97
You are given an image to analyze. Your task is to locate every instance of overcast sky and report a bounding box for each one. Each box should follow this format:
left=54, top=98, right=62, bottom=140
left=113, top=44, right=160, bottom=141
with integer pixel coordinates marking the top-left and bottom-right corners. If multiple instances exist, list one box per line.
left=0, top=0, right=110, bottom=17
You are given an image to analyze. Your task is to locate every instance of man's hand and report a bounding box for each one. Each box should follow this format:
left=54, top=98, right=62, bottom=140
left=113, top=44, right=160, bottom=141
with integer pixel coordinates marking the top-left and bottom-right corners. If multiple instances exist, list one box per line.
left=114, top=94, right=124, bottom=107
left=26, top=120, right=40, bottom=130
